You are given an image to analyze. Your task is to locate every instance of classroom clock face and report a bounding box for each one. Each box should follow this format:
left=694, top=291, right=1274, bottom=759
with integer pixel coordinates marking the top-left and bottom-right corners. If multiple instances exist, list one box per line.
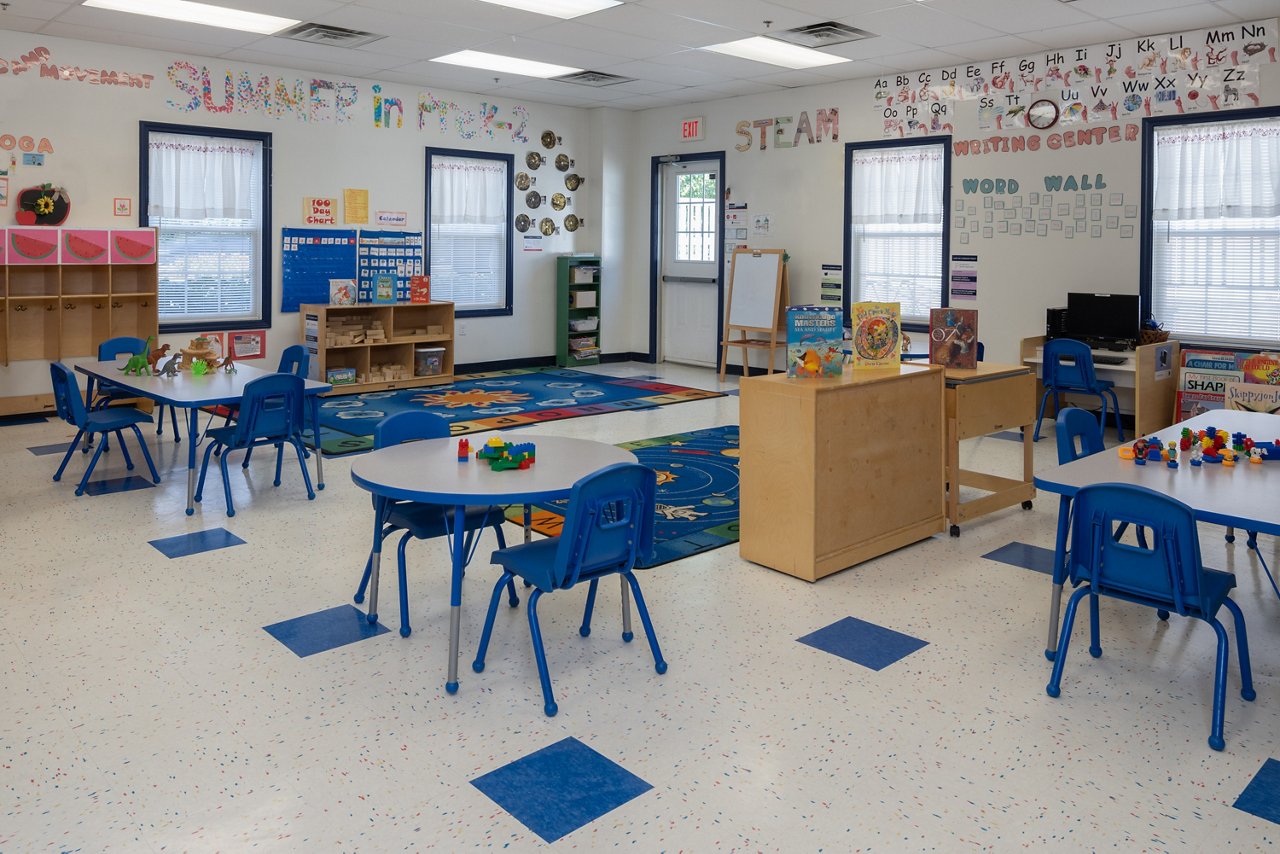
left=1027, top=99, right=1059, bottom=129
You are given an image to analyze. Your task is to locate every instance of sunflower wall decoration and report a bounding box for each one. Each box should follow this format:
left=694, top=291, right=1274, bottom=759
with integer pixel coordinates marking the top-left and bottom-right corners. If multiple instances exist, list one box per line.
left=16, top=183, right=71, bottom=226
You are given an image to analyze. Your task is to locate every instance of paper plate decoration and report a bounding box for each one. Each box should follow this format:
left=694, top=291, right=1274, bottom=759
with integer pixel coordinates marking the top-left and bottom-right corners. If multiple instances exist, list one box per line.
left=540, top=130, right=559, bottom=149
left=564, top=173, right=583, bottom=191
left=514, top=214, right=531, bottom=233
left=539, top=217, right=556, bottom=236
left=526, top=151, right=544, bottom=170
left=564, top=214, right=582, bottom=232
left=554, top=153, right=572, bottom=172
left=526, top=190, right=543, bottom=209
left=16, top=183, right=70, bottom=226
left=551, top=192, right=568, bottom=211
left=515, top=172, right=532, bottom=191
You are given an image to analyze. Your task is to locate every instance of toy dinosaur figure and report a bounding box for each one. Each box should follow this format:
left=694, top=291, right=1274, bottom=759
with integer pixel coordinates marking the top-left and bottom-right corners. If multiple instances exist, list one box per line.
left=219, top=353, right=237, bottom=373
left=119, top=335, right=154, bottom=376
left=147, top=342, right=171, bottom=372
left=155, top=354, right=180, bottom=377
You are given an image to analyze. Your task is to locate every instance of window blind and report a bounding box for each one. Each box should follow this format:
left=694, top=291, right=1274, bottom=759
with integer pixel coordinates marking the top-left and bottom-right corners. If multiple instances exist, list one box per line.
left=429, top=154, right=509, bottom=312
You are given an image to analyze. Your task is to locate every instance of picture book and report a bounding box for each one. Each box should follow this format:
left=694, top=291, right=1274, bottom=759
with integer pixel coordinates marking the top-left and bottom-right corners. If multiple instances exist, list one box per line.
left=1181, top=367, right=1243, bottom=395
left=928, top=307, right=979, bottom=369
left=1181, top=349, right=1239, bottom=372
left=409, top=274, right=431, bottom=304
left=1237, top=352, right=1280, bottom=385
left=786, top=305, right=844, bottom=378
left=373, top=273, right=396, bottom=304
left=329, top=278, right=356, bottom=306
left=1225, top=382, right=1280, bottom=414
left=850, top=301, right=901, bottom=369
left=1176, top=389, right=1226, bottom=421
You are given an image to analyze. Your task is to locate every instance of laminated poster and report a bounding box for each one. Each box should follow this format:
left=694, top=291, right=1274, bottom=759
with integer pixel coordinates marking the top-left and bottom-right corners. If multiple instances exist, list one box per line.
left=343, top=188, right=369, bottom=224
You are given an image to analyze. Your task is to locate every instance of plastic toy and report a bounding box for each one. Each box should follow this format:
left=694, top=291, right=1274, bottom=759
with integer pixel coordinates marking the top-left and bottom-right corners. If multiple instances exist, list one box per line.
left=155, top=354, right=180, bottom=377
left=475, top=437, right=536, bottom=471
left=1166, top=442, right=1178, bottom=468
left=190, top=358, right=209, bottom=377
left=1118, top=446, right=1135, bottom=460
left=118, top=335, right=155, bottom=376
left=1190, top=444, right=1202, bottom=466
left=1222, top=447, right=1237, bottom=467
left=1250, top=447, right=1263, bottom=464
left=147, top=342, right=171, bottom=372
left=457, top=438, right=470, bottom=462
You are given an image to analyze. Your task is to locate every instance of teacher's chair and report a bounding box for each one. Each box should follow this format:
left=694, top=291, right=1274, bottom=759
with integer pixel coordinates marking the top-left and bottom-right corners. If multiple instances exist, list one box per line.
left=473, top=462, right=666, bottom=717
left=352, top=411, right=515, bottom=636
left=1033, top=338, right=1123, bottom=443
left=1045, top=483, right=1254, bottom=751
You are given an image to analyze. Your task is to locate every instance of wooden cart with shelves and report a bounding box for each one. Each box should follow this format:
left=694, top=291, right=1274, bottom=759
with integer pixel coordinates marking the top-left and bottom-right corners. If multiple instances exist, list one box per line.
left=300, top=301, right=455, bottom=394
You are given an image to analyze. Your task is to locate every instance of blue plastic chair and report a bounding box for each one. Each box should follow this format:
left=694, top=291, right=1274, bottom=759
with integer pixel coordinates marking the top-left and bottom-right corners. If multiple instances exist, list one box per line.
left=49, top=362, right=160, bottom=495
left=92, top=336, right=182, bottom=446
left=352, top=412, right=514, bottom=637
left=1046, top=483, right=1255, bottom=751
left=1033, top=338, right=1123, bottom=443
left=473, top=462, right=666, bottom=716
left=194, top=373, right=315, bottom=516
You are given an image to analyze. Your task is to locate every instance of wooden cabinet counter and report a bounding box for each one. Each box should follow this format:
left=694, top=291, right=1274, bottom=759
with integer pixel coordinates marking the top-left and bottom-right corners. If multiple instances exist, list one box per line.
left=739, top=363, right=945, bottom=581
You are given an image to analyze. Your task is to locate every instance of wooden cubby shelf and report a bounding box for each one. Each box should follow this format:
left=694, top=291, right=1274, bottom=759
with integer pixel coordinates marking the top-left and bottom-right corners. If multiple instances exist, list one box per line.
left=301, top=301, right=455, bottom=395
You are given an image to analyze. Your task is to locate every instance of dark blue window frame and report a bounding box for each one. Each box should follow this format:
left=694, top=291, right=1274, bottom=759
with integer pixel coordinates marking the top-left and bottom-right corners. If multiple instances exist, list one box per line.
left=424, top=146, right=515, bottom=318
left=139, top=121, right=273, bottom=334
left=843, top=136, right=952, bottom=332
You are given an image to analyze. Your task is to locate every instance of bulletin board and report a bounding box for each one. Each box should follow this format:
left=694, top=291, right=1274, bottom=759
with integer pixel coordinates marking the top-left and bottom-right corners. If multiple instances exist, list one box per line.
left=281, top=228, right=358, bottom=312
left=357, top=230, right=423, bottom=302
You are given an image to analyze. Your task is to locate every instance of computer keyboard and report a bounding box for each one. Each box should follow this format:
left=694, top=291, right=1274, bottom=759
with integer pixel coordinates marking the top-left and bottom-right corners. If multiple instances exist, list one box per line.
left=1093, top=354, right=1128, bottom=365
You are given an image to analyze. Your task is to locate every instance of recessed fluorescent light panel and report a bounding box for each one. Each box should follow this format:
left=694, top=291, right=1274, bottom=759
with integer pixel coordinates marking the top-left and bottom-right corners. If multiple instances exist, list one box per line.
left=470, top=0, right=622, bottom=19
left=703, top=36, right=850, bottom=69
left=82, top=0, right=298, bottom=34
left=431, top=50, right=583, bottom=79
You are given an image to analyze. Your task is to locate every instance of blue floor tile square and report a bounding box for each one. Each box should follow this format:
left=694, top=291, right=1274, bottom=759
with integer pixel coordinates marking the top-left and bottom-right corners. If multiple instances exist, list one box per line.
left=27, top=442, right=74, bottom=456
left=991, top=430, right=1025, bottom=442
left=983, top=541, right=1057, bottom=576
left=80, top=475, right=157, bottom=496
left=0, top=413, right=49, bottom=426
left=1234, top=758, right=1280, bottom=825
left=471, top=737, right=652, bottom=843
left=149, top=528, right=246, bottom=559
left=797, top=616, right=928, bottom=671
left=263, top=605, right=388, bottom=658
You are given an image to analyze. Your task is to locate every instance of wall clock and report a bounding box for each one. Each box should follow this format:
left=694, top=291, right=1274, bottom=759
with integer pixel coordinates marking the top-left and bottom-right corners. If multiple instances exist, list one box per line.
left=1027, top=99, right=1059, bottom=130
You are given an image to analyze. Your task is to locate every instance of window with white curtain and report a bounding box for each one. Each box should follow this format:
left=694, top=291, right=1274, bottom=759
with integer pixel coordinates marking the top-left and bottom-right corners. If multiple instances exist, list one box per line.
left=846, top=140, right=948, bottom=322
left=1148, top=113, right=1280, bottom=349
left=142, top=123, right=269, bottom=331
left=426, top=149, right=513, bottom=316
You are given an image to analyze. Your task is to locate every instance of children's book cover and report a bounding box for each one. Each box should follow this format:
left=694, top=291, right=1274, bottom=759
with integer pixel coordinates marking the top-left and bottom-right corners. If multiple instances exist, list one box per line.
left=1224, top=382, right=1280, bottom=414
left=1237, top=352, right=1280, bottom=385
left=928, top=307, right=979, bottom=369
left=786, top=306, right=844, bottom=378
left=850, top=301, right=901, bottom=368
left=329, top=278, right=356, bottom=306
left=1181, top=349, right=1238, bottom=372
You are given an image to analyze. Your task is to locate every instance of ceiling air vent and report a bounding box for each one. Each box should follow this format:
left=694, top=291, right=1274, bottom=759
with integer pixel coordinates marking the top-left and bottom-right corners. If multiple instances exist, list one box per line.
left=771, top=21, right=875, bottom=49
left=277, top=23, right=385, bottom=49
left=553, top=70, right=636, bottom=87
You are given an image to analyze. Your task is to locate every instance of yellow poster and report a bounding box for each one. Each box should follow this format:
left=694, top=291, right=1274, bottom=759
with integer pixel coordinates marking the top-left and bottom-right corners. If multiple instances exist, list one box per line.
left=343, top=188, right=368, bottom=224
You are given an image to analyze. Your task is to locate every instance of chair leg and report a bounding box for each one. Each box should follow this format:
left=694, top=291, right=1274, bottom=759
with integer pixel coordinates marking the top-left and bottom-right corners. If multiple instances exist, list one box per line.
left=1046, top=586, right=1089, bottom=698
left=624, top=572, right=667, bottom=674
left=128, top=425, right=161, bottom=484
left=1206, top=616, right=1231, bottom=751
left=1088, top=593, right=1102, bottom=658
left=291, top=438, right=316, bottom=499
left=195, top=441, right=218, bottom=501
left=1225, top=526, right=1235, bottom=544
left=242, top=445, right=254, bottom=468
left=579, top=578, right=599, bottom=637
left=169, top=406, right=181, bottom=443
left=620, top=576, right=634, bottom=643
left=1108, top=389, right=1124, bottom=443
left=76, top=436, right=110, bottom=496
left=53, top=430, right=85, bottom=482
left=1222, top=598, right=1256, bottom=702
left=524, top=590, right=559, bottom=716
left=1032, top=389, right=1052, bottom=442
left=396, top=530, right=414, bottom=638
left=491, top=519, right=519, bottom=607
left=219, top=451, right=235, bottom=517
left=115, top=430, right=135, bottom=471
left=274, top=441, right=284, bottom=486
left=473, top=570, right=514, bottom=674
left=355, top=554, right=373, bottom=604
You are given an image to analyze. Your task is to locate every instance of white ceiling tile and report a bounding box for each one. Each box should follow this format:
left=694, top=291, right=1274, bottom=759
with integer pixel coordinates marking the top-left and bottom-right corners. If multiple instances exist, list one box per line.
left=1213, top=0, right=1280, bottom=19
left=936, top=35, right=1051, bottom=66
left=519, top=21, right=674, bottom=61
left=883, top=47, right=970, bottom=72
left=0, top=14, right=52, bottom=33
left=37, top=22, right=256, bottom=57
left=769, top=0, right=919, bottom=19
left=226, top=0, right=346, bottom=20
left=689, top=78, right=785, bottom=96
left=606, top=92, right=689, bottom=109
left=309, top=5, right=491, bottom=45
left=602, top=78, right=687, bottom=95
left=469, top=35, right=633, bottom=71
left=1, top=1, right=73, bottom=22
left=46, top=6, right=264, bottom=49
left=925, top=0, right=1095, bottom=35
left=1021, top=20, right=1142, bottom=51
left=585, top=3, right=746, bottom=47
left=1069, top=0, right=1208, bottom=17
left=602, top=59, right=725, bottom=86
left=638, top=0, right=816, bottom=32
left=820, top=35, right=930, bottom=62
left=354, top=0, right=553, bottom=35
left=855, top=4, right=1005, bottom=48
left=219, top=47, right=386, bottom=78
left=746, top=68, right=850, bottom=87
left=1110, top=7, right=1254, bottom=35
left=646, top=46, right=798, bottom=77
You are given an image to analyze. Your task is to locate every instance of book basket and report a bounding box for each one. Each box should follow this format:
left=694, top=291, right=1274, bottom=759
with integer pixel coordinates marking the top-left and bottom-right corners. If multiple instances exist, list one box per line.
left=1139, top=328, right=1170, bottom=345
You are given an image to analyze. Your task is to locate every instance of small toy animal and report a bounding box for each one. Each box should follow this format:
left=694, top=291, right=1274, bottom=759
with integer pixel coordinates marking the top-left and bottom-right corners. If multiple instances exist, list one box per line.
left=147, top=342, right=171, bottom=372
left=119, top=335, right=155, bottom=376
left=218, top=353, right=237, bottom=373
left=155, top=354, right=181, bottom=377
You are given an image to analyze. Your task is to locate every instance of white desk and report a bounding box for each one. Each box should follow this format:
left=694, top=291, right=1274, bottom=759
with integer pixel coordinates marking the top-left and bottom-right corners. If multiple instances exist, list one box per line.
left=350, top=435, right=637, bottom=694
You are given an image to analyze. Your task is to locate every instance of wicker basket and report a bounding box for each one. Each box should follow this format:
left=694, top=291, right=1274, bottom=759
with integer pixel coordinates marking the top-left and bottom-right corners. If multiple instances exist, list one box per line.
left=1139, top=328, right=1170, bottom=345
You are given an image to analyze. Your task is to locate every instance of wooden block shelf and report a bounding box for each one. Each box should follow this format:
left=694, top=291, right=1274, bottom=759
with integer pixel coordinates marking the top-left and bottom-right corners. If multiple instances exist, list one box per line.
left=301, top=301, right=455, bottom=395
left=1, top=228, right=158, bottom=414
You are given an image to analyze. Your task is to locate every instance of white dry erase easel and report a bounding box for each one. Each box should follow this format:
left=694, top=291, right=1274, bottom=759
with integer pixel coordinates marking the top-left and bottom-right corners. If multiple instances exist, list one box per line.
left=719, top=248, right=788, bottom=379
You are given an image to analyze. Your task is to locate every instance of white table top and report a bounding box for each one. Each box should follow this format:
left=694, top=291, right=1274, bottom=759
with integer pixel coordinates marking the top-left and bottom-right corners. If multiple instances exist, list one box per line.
left=73, top=358, right=330, bottom=406
left=350, top=435, right=638, bottom=505
left=1035, top=410, right=1280, bottom=536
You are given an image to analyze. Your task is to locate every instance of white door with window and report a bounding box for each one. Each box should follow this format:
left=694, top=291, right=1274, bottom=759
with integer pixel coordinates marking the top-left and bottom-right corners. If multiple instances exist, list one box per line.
left=659, top=160, right=720, bottom=366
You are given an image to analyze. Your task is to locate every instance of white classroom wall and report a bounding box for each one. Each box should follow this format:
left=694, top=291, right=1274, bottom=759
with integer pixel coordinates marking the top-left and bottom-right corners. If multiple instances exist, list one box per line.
left=0, top=31, right=601, bottom=399
left=2, top=20, right=1279, bottom=401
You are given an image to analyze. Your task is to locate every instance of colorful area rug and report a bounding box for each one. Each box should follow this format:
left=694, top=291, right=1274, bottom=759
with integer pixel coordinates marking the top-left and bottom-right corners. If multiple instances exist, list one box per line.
left=313, top=367, right=723, bottom=455
left=503, top=425, right=740, bottom=568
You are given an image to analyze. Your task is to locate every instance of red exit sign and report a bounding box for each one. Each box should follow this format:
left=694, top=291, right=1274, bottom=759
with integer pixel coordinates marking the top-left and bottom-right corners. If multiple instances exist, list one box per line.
left=681, top=116, right=704, bottom=141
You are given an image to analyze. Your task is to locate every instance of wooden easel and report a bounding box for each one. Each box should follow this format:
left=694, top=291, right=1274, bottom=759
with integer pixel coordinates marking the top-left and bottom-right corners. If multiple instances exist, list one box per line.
left=720, top=248, right=788, bottom=379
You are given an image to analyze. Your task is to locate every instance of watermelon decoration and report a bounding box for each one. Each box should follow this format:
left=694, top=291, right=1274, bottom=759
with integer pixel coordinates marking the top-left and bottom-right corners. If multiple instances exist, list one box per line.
left=62, top=230, right=108, bottom=263
left=9, top=229, right=58, bottom=263
left=109, top=229, right=157, bottom=264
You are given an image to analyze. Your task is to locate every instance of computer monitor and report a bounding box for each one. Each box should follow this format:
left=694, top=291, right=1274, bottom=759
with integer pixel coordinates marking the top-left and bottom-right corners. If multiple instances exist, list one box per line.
left=1065, top=292, right=1140, bottom=348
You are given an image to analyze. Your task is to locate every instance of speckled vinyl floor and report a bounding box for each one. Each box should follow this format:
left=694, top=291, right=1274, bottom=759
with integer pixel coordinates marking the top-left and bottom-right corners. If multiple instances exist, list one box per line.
left=2, top=362, right=1277, bottom=852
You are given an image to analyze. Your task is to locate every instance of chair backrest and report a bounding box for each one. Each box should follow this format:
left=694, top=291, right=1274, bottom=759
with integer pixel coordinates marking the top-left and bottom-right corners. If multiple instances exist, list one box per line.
left=551, top=463, right=657, bottom=591
left=49, top=362, right=87, bottom=428
left=231, top=373, right=305, bottom=446
left=1042, top=338, right=1099, bottom=391
left=98, top=336, right=146, bottom=361
left=1068, top=483, right=1211, bottom=616
left=1056, top=406, right=1105, bottom=464
left=279, top=344, right=309, bottom=378
left=976, top=341, right=986, bottom=362
left=373, top=411, right=451, bottom=450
